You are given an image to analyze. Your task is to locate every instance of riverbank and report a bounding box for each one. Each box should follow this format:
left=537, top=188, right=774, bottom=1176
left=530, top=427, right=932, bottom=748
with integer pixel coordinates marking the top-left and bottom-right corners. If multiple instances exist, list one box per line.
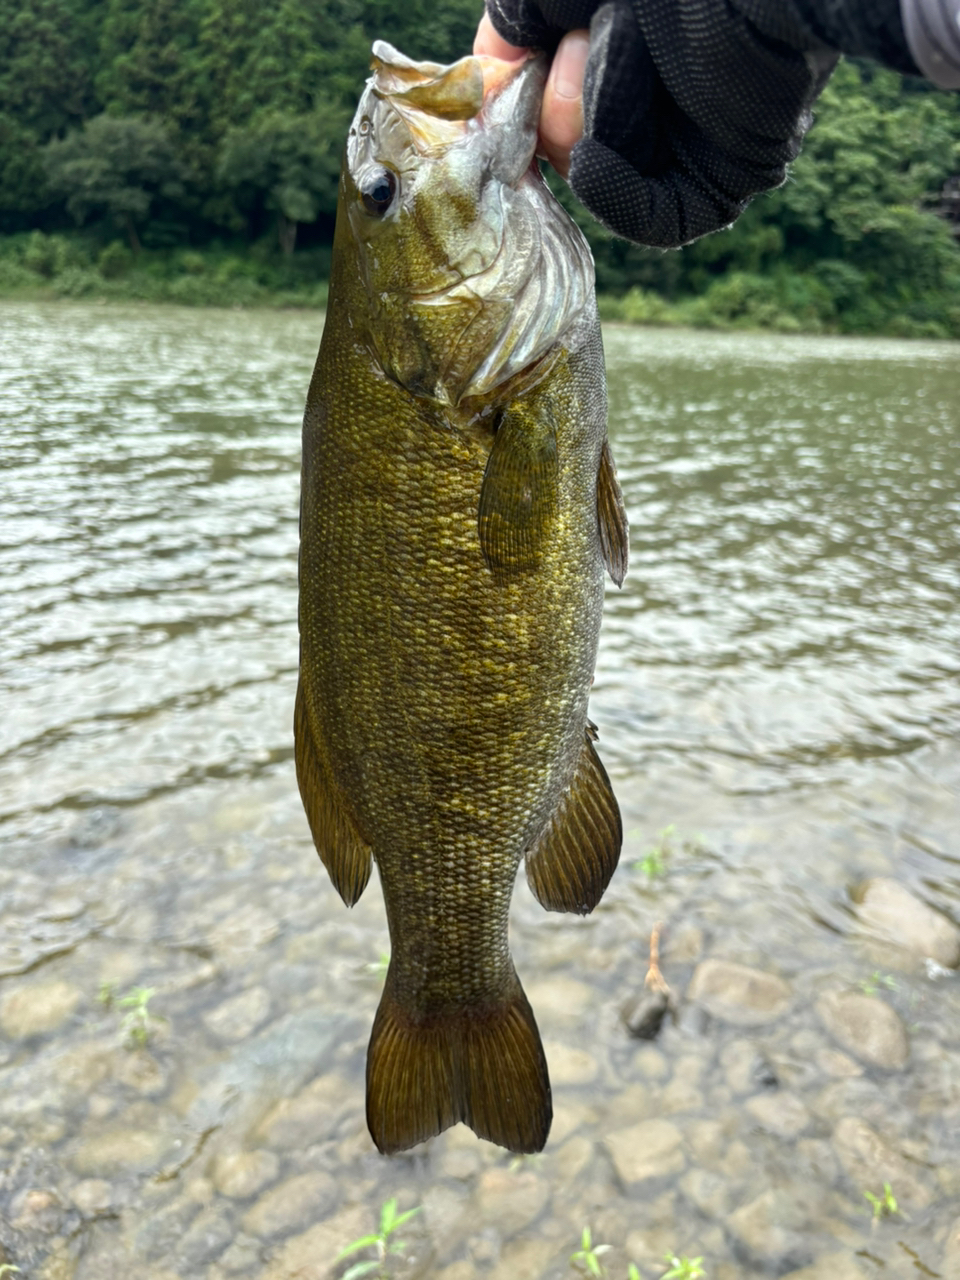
left=2, top=231, right=959, bottom=340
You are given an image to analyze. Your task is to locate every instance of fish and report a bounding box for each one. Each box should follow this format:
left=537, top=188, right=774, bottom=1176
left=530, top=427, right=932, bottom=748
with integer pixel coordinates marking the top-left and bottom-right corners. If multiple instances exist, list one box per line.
left=295, top=39, right=628, bottom=1156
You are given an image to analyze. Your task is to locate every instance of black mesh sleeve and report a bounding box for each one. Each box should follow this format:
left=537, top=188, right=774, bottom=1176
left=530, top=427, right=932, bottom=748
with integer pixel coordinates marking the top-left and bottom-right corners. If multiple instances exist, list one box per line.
left=485, top=0, right=922, bottom=248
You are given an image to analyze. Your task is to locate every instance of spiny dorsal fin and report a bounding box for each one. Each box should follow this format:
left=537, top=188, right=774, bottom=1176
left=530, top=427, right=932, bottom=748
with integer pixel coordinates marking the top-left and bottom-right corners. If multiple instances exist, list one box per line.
left=294, top=680, right=372, bottom=906
left=477, top=402, right=558, bottom=586
left=366, top=966, right=551, bottom=1154
left=597, top=438, right=629, bottom=588
left=525, top=728, right=621, bottom=914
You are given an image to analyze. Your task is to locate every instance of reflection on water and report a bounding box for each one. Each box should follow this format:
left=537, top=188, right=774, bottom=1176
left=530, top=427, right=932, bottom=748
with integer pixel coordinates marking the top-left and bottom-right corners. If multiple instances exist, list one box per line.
left=1, top=303, right=959, bottom=1279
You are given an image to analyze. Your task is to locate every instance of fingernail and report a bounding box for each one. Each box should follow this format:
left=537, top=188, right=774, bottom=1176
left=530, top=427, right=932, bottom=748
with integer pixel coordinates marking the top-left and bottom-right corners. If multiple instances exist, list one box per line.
left=552, top=31, right=589, bottom=101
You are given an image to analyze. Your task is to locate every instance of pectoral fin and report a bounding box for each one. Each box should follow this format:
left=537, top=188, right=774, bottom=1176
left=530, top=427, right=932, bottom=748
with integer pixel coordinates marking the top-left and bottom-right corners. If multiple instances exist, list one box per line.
left=525, top=726, right=621, bottom=914
left=294, top=680, right=372, bottom=906
left=477, top=403, right=558, bottom=586
left=597, top=438, right=629, bottom=587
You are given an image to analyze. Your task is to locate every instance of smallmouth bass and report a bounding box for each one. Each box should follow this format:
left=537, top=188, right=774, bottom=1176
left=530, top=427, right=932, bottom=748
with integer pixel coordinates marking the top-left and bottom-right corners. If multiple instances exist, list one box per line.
left=296, top=41, right=628, bottom=1155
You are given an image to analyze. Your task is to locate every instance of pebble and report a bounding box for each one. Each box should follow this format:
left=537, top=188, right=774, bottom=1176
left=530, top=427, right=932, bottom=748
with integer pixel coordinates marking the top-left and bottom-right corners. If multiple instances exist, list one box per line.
left=0, top=980, right=83, bottom=1039
left=489, top=1235, right=558, bottom=1279
left=242, top=1170, right=338, bottom=1239
left=211, top=1149, right=280, bottom=1199
left=260, top=1204, right=373, bottom=1280
left=744, top=1091, right=811, bottom=1138
left=816, top=991, right=909, bottom=1070
left=686, top=959, right=792, bottom=1026
left=175, top=1206, right=235, bottom=1269
left=543, top=1041, right=599, bottom=1086
left=679, top=1168, right=734, bottom=1218
left=606, top=1118, right=685, bottom=1184
left=70, top=1127, right=173, bottom=1176
left=70, top=1178, right=114, bottom=1214
left=720, top=1039, right=778, bottom=1093
left=203, top=986, right=272, bottom=1042
left=524, top=977, right=594, bottom=1023
left=215, top=1233, right=263, bottom=1275
left=252, top=1075, right=355, bottom=1148
left=475, top=1168, right=549, bottom=1235
left=831, top=1116, right=933, bottom=1210
left=853, top=877, right=960, bottom=968
left=781, top=1251, right=868, bottom=1279
left=727, top=1188, right=813, bottom=1272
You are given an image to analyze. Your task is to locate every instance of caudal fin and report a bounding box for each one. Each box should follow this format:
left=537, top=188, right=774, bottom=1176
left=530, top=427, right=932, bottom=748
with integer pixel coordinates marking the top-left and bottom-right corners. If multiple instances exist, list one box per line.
left=366, top=970, right=551, bottom=1155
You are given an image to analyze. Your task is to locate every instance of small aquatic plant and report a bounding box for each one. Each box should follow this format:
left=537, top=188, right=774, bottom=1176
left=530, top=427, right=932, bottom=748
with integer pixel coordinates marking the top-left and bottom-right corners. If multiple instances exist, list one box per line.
left=99, top=983, right=164, bottom=1047
left=632, top=824, right=674, bottom=879
left=859, top=971, right=898, bottom=996
left=336, top=1197, right=420, bottom=1280
left=863, top=1181, right=899, bottom=1220
left=570, top=1226, right=612, bottom=1277
left=660, top=1253, right=706, bottom=1279
left=0, top=1265, right=24, bottom=1276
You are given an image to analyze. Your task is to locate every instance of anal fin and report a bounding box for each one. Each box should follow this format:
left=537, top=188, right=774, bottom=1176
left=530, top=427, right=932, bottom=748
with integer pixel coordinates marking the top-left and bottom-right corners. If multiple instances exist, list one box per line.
left=366, top=967, right=551, bottom=1155
left=525, top=727, right=621, bottom=914
left=294, top=679, right=372, bottom=906
left=597, top=438, right=629, bottom=588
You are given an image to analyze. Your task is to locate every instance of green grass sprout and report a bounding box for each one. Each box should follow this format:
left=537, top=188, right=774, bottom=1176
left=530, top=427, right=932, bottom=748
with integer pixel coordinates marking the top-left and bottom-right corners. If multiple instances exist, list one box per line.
left=863, top=1182, right=899, bottom=1220
left=571, top=1226, right=612, bottom=1278
left=336, top=1197, right=420, bottom=1280
left=661, top=1253, right=706, bottom=1279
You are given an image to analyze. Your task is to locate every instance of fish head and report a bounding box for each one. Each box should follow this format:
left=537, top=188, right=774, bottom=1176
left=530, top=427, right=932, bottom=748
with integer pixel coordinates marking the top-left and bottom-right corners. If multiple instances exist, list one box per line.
left=339, top=42, right=593, bottom=407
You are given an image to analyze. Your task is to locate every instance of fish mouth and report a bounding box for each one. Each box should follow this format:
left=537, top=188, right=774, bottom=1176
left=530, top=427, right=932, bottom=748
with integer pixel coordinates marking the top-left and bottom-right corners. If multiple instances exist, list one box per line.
left=369, top=41, right=547, bottom=165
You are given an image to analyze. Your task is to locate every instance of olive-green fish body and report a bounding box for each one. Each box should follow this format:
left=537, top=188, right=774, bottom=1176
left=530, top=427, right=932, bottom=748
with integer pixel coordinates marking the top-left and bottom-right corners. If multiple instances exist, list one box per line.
left=296, top=42, right=628, bottom=1155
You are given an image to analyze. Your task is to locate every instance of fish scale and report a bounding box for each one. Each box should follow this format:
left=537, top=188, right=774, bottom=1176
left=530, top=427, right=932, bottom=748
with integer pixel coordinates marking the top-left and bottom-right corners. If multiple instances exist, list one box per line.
left=296, top=41, right=628, bottom=1154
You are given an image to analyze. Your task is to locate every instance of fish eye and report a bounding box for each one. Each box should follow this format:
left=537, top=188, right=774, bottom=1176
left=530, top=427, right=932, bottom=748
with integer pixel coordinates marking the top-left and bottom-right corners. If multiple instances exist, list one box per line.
left=359, top=167, right=398, bottom=217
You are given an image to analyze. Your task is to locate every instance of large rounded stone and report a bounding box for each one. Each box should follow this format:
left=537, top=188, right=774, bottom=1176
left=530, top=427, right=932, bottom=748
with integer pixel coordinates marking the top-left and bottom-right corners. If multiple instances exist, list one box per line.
left=211, top=1148, right=279, bottom=1199
left=832, top=1117, right=933, bottom=1211
left=687, top=960, right=791, bottom=1026
left=853, top=878, right=960, bottom=968
left=475, top=1168, right=549, bottom=1234
left=816, top=991, right=908, bottom=1070
left=745, top=1091, right=810, bottom=1138
left=0, top=980, right=83, bottom=1039
left=606, top=1118, right=685, bottom=1184
left=243, top=1171, right=338, bottom=1239
left=203, top=986, right=272, bottom=1042
left=727, top=1189, right=812, bottom=1272
left=261, top=1204, right=370, bottom=1280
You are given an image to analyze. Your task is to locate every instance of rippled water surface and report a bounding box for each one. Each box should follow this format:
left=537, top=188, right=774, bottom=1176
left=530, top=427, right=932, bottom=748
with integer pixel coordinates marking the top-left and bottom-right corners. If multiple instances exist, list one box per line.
left=2, top=302, right=959, bottom=1280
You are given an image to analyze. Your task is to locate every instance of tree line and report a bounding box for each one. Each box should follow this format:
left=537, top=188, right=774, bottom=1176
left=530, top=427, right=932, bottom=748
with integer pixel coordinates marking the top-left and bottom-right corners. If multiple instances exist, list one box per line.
left=2, top=0, right=960, bottom=335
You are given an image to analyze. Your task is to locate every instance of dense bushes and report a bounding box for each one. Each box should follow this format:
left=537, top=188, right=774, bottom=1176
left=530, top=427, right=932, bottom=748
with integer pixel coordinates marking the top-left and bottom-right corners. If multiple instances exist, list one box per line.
left=1, top=0, right=959, bottom=333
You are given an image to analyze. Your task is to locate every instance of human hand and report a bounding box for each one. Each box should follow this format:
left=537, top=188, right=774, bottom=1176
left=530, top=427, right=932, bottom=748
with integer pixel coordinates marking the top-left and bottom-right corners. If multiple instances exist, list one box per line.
left=480, top=0, right=839, bottom=249
left=473, top=11, right=588, bottom=179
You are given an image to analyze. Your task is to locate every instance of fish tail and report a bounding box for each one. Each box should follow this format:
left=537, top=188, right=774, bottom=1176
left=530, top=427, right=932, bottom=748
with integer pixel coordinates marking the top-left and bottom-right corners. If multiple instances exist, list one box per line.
left=366, top=969, right=552, bottom=1155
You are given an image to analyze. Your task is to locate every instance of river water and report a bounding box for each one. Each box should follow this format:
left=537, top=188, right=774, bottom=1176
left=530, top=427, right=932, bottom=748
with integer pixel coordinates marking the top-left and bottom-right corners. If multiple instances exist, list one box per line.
left=1, top=301, right=959, bottom=1280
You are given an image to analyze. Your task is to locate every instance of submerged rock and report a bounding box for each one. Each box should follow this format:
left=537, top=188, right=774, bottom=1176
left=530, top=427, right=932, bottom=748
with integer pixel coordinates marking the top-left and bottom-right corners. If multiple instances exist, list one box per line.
left=832, top=1116, right=933, bottom=1211
left=781, top=1251, right=869, bottom=1279
left=727, top=1188, right=813, bottom=1272
left=211, top=1148, right=279, bottom=1200
left=606, top=1118, right=685, bottom=1184
left=853, top=877, right=960, bottom=968
left=243, top=1171, right=338, bottom=1239
left=687, top=959, right=792, bottom=1026
left=0, top=980, right=83, bottom=1039
left=816, top=991, right=908, bottom=1070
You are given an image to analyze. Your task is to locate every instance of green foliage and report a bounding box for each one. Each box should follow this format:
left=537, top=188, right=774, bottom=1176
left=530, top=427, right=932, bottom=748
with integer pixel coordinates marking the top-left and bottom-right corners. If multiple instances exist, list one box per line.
left=44, top=114, right=185, bottom=251
left=218, top=105, right=348, bottom=251
left=570, top=1226, right=611, bottom=1278
left=100, top=982, right=165, bottom=1047
left=0, top=4, right=958, bottom=323
left=336, top=1197, right=420, bottom=1280
left=860, top=971, right=898, bottom=996
left=863, top=1182, right=899, bottom=1220
left=661, top=1254, right=706, bottom=1280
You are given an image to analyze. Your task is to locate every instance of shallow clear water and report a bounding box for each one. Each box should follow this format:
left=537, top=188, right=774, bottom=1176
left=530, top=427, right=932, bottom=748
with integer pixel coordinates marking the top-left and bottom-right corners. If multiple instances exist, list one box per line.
left=1, top=302, right=959, bottom=1280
